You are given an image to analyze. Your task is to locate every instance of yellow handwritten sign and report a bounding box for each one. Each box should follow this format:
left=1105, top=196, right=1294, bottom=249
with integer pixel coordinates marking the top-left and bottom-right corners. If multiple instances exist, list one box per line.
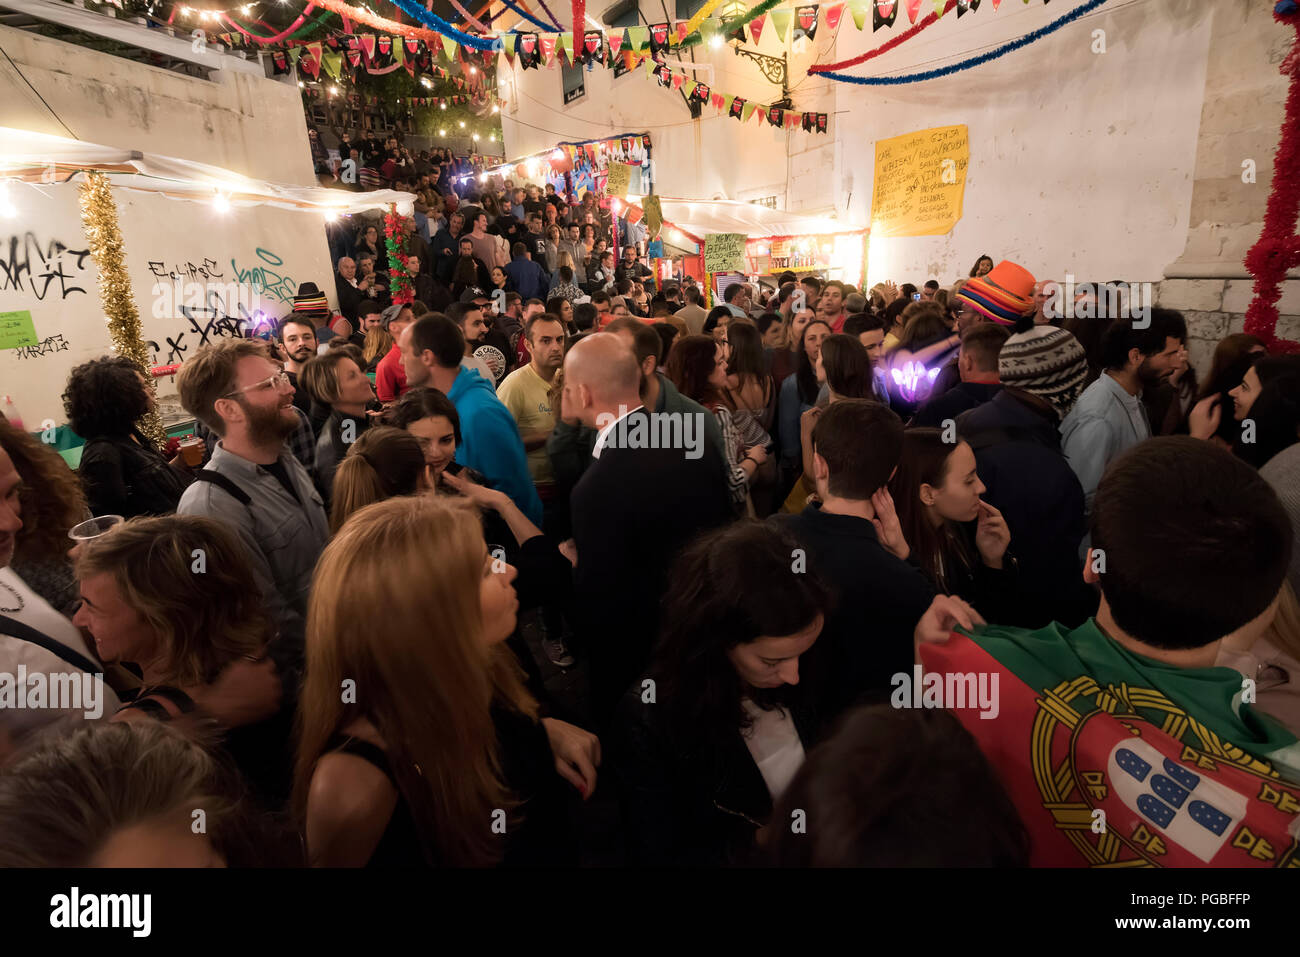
left=870, top=125, right=968, bottom=237
left=704, top=233, right=747, bottom=273
left=0, top=310, right=37, bottom=350
left=605, top=161, right=634, bottom=198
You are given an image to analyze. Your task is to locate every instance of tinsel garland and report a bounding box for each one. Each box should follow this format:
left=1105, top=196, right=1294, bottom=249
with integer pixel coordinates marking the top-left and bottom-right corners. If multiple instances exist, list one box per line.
left=810, top=0, right=955, bottom=73
left=310, top=0, right=447, bottom=46
left=571, top=0, right=584, bottom=60
left=385, top=0, right=501, bottom=49
left=447, top=0, right=491, bottom=33
left=1243, top=0, right=1300, bottom=354
left=222, top=4, right=316, bottom=43
left=384, top=206, right=416, bottom=306
left=224, top=8, right=332, bottom=44
left=678, top=0, right=784, bottom=50
left=78, top=172, right=165, bottom=448
left=496, top=0, right=560, bottom=32
left=818, top=0, right=1109, bottom=84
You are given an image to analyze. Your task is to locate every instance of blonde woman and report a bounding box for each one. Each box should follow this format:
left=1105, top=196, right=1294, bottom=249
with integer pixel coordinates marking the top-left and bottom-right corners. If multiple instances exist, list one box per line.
left=362, top=326, right=394, bottom=374
left=295, top=496, right=578, bottom=867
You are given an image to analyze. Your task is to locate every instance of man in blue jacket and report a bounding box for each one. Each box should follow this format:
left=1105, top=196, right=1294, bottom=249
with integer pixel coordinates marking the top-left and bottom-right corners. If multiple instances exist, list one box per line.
left=503, top=241, right=551, bottom=302
left=399, top=313, right=543, bottom=525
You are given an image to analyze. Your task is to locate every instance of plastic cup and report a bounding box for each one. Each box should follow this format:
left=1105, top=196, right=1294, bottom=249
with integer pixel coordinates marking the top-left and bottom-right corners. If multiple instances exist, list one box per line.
left=68, top=515, right=124, bottom=544
left=179, top=435, right=204, bottom=467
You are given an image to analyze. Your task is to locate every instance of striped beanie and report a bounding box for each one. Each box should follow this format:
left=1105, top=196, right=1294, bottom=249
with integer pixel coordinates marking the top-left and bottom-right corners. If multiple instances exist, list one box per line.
left=957, top=260, right=1036, bottom=327
left=998, top=326, right=1088, bottom=421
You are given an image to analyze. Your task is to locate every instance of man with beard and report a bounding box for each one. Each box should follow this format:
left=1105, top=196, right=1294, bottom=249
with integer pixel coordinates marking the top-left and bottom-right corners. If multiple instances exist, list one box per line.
left=452, top=236, right=492, bottom=292
left=176, top=340, right=329, bottom=665
left=278, top=317, right=317, bottom=417
left=498, top=311, right=566, bottom=495
left=446, top=298, right=501, bottom=389
left=1060, top=310, right=1187, bottom=517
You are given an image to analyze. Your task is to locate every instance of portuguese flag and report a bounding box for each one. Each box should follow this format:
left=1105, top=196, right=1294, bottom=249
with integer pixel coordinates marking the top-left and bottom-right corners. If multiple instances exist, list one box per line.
left=921, top=620, right=1300, bottom=867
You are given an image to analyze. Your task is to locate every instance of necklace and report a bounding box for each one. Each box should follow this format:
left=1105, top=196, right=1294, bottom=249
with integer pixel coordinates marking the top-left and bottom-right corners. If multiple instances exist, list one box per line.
left=0, top=579, right=25, bottom=614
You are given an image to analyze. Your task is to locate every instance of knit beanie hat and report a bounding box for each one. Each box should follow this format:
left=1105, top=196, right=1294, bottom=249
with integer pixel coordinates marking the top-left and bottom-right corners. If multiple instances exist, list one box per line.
left=998, top=326, right=1088, bottom=421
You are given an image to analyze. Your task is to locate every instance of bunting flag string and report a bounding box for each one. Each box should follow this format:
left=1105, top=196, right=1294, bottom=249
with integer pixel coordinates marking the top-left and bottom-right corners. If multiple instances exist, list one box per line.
left=814, top=0, right=1108, bottom=84
left=809, top=0, right=955, bottom=72
left=496, top=0, right=562, bottom=32
left=221, top=3, right=317, bottom=44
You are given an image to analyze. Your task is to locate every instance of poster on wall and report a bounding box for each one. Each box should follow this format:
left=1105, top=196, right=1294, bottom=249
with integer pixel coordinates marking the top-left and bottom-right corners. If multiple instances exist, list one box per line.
left=703, top=233, right=748, bottom=273
left=870, top=124, right=969, bottom=237
left=0, top=183, right=335, bottom=428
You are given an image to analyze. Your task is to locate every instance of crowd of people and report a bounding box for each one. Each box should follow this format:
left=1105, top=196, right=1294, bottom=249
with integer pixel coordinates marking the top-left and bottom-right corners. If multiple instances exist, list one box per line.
left=1, top=232, right=1299, bottom=868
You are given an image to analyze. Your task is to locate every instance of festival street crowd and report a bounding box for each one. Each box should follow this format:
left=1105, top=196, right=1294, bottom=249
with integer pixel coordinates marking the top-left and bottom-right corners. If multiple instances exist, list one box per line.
left=1, top=156, right=1299, bottom=867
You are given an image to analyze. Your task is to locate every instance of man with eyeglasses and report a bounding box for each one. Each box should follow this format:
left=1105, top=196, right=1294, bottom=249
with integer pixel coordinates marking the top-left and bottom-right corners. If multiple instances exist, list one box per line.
left=176, top=340, right=329, bottom=671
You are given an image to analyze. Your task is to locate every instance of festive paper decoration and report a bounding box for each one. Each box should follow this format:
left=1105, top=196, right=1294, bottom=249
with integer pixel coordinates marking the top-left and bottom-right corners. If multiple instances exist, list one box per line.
left=794, top=5, right=820, bottom=41
left=750, top=13, right=767, bottom=43
left=818, top=0, right=1109, bottom=84
left=1243, top=0, right=1300, bottom=354
left=874, top=0, right=898, bottom=30
left=811, top=0, right=954, bottom=71
left=78, top=171, right=165, bottom=446
left=769, top=8, right=793, bottom=40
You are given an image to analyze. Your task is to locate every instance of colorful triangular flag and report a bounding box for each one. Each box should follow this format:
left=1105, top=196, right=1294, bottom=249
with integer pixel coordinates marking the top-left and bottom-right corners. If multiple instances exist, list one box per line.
left=749, top=13, right=766, bottom=43
left=741, top=101, right=756, bottom=122
left=849, top=0, right=870, bottom=28
left=794, top=5, right=819, bottom=41
left=770, top=8, right=793, bottom=40
left=443, top=37, right=458, bottom=60
left=628, top=25, right=649, bottom=52
left=905, top=0, right=923, bottom=21
left=540, top=34, right=556, bottom=64
left=825, top=3, right=846, bottom=30
left=609, top=29, right=624, bottom=57
left=874, top=0, right=899, bottom=30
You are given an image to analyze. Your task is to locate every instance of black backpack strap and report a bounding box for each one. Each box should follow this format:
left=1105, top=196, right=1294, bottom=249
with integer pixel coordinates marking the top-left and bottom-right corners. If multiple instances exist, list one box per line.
left=121, top=685, right=196, bottom=719
left=0, top=614, right=101, bottom=675
left=193, top=469, right=252, bottom=506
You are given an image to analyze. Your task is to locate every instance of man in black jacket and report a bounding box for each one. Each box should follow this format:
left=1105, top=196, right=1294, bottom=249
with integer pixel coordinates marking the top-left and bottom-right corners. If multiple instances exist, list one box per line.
left=770, top=399, right=936, bottom=718
left=956, top=328, right=1097, bottom=628
left=563, top=333, right=733, bottom=730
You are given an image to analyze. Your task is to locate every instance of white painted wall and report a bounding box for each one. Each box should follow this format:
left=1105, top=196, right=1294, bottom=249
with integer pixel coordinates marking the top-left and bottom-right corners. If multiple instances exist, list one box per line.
left=0, top=24, right=336, bottom=427
left=502, top=0, right=1234, bottom=292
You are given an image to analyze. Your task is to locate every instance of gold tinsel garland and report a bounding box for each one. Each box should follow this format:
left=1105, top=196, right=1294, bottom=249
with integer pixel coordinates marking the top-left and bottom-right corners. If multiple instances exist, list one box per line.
left=78, top=171, right=166, bottom=448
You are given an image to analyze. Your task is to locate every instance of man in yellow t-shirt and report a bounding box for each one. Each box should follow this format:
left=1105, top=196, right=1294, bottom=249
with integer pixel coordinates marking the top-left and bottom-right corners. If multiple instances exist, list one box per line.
left=496, top=312, right=566, bottom=495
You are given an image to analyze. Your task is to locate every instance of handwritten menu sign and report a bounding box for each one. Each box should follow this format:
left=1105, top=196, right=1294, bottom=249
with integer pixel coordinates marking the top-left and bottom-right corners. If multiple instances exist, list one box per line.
left=870, top=125, right=969, bottom=237
left=704, top=233, right=747, bottom=273
left=0, top=310, right=37, bottom=350
left=605, top=161, right=634, bottom=198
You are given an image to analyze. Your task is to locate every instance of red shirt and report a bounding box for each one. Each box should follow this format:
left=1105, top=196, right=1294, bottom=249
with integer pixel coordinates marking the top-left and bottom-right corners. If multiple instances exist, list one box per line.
left=375, top=343, right=407, bottom=403
left=829, top=311, right=848, bottom=334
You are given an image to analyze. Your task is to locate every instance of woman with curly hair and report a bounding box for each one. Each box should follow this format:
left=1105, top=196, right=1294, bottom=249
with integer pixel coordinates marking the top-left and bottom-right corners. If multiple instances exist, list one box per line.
left=0, top=417, right=86, bottom=615
left=62, top=357, right=198, bottom=518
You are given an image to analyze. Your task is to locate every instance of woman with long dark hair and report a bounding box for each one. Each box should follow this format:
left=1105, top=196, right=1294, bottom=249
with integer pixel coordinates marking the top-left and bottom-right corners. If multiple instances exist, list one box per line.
left=888, top=428, right=1018, bottom=623
left=610, top=520, right=831, bottom=866
left=777, top=319, right=832, bottom=475
left=63, top=357, right=196, bottom=518
left=1188, top=333, right=1268, bottom=448
left=969, top=254, right=994, bottom=278
left=664, top=335, right=767, bottom=513
left=1194, top=355, right=1300, bottom=469
left=329, top=426, right=429, bottom=534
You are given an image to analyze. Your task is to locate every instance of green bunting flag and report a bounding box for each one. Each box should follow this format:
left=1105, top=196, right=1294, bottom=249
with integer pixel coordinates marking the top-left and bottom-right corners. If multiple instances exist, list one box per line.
left=769, top=8, right=793, bottom=40
left=849, top=0, right=870, bottom=29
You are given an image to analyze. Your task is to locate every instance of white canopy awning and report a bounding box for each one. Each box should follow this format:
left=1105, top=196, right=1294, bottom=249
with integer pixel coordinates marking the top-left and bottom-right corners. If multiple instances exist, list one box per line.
left=0, top=127, right=415, bottom=215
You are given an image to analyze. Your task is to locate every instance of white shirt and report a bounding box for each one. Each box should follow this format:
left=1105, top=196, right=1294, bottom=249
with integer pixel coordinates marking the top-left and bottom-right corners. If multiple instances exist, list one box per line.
left=0, top=567, right=119, bottom=739
left=591, top=404, right=645, bottom=459
left=740, top=698, right=805, bottom=800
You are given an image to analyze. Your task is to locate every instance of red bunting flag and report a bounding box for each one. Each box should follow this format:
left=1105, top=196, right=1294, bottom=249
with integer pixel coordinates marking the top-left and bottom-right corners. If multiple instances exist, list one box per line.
left=359, top=34, right=375, bottom=61
left=750, top=14, right=766, bottom=43
left=824, top=3, right=845, bottom=30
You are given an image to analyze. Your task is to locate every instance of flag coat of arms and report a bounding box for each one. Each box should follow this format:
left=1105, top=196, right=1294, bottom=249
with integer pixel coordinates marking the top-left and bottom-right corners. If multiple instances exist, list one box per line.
left=921, top=622, right=1300, bottom=868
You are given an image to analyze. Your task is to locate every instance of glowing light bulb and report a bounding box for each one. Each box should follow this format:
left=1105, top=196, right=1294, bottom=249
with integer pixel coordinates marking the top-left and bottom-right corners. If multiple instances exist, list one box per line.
left=551, top=149, right=564, bottom=161
left=710, top=35, right=723, bottom=49
left=440, top=102, right=447, bottom=110
left=491, top=104, right=499, bottom=113
left=469, top=66, right=477, bottom=76
left=421, top=77, right=432, bottom=87
left=297, top=80, right=304, bottom=88
left=329, top=86, right=340, bottom=96
left=438, top=128, right=446, bottom=136
left=472, top=133, right=480, bottom=142
left=212, top=191, right=231, bottom=213
left=241, top=4, right=251, bottom=13
left=458, top=121, right=465, bottom=128
left=480, top=172, right=489, bottom=183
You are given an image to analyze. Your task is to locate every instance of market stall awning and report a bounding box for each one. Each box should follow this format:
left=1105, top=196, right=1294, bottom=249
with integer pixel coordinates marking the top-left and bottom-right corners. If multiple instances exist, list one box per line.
left=631, top=197, right=862, bottom=242
left=0, top=127, right=414, bottom=215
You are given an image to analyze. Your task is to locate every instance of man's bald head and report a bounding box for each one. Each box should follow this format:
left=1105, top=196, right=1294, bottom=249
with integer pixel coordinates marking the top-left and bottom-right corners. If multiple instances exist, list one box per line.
left=562, top=333, right=643, bottom=428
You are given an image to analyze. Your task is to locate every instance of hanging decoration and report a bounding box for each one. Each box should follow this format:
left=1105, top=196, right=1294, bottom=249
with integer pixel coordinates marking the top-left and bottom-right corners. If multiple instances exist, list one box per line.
left=873, top=0, right=898, bottom=30
left=794, top=4, right=819, bottom=41
left=369, top=0, right=500, bottom=49
left=816, top=0, right=1109, bottom=84
left=78, top=171, right=165, bottom=447
left=384, top=205, right=416, bottom=307
left=1243, top=0, right=1300, bottom=354
left=495, top=0, right=562, bottom=31
left=810, top=0, right=954, bottom=72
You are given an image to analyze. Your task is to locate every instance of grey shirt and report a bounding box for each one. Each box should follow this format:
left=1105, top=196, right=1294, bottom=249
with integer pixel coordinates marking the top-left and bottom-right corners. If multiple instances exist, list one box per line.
left=177, top=442, right=329, bottom=654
